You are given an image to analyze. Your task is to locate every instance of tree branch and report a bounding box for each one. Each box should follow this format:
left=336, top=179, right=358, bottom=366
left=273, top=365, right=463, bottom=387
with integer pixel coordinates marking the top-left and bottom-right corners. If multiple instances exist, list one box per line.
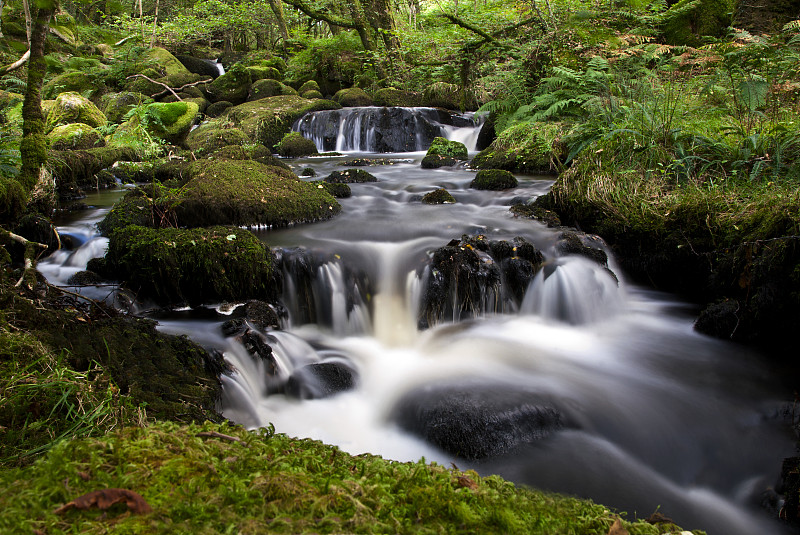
left=282, top=0, right=357, bottom=30
left=439, top=13, right=497, bottom=43
left=126, top=74, right=184, bottom=100
left=150, top=77, right=212, bottom=100
left=1, top=50, right=30, bottom=75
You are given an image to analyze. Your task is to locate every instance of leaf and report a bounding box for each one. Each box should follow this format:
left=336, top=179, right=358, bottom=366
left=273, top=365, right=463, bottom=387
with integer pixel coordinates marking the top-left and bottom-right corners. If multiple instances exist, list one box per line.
left=54, top=488, right=152, bottom=515
left=738, top=76, right=768, bottom=111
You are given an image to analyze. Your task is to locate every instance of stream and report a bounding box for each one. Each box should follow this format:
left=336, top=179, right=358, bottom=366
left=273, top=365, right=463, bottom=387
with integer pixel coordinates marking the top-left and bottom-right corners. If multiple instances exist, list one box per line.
left=39, top=107, right=796, bottom=535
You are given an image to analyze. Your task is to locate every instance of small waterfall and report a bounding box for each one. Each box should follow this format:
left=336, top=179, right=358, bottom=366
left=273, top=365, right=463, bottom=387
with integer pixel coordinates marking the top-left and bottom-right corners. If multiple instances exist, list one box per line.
left=520, top=257, right=625, bottom=324
left=293, top=107, right=483, bottom=153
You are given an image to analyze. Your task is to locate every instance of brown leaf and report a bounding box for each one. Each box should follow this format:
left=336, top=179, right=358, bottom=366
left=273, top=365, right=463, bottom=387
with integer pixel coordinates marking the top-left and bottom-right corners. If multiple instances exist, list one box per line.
left=455, top=476, right=478, bottom=490
left=54, top=488, right=152, bottom=515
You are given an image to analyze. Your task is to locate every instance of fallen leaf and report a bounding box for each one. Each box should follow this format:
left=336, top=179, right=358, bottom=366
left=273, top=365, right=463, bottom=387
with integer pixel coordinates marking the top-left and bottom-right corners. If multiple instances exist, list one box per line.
left=607, top=517, right=629, bottom=535
left=54, top=488, right=152, bottom=515
left=455, top=476, right=478, bottom=490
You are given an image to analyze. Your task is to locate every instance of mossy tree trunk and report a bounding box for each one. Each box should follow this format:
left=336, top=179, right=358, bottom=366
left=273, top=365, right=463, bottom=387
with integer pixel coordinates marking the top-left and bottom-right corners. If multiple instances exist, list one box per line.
left=20, top=2, right=54, bottom=193
left=267, top=0, right=290, bottom=43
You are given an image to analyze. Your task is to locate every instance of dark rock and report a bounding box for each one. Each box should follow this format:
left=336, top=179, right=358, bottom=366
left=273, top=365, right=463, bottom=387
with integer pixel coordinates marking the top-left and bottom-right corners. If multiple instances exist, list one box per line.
left=470, top=169, right=518, bottom=190
left=285, top=359, right=358, bottom=400
left=422, top=188, right=456, bottom=204
left=421, top=154, right=458, bottom=169
left=475, top=115, right=496, bottom=151
left=324, top=169, right=378, bottom=184
left=510, top=201, right=561, bottom=227
left=554, top=230, right=609, bottom=267
left=66, top=270, right=104, bottom=285
left=176, top=55, right=223, bottom=79
left=205, top=100, right=233, bottom=118
left=391, top=381, right=564, bottom=459
left=694, top=298, right=741, bottom=339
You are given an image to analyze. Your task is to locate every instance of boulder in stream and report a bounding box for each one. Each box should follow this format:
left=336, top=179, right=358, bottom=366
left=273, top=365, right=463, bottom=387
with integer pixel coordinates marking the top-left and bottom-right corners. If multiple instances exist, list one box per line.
left=285, top=360, right=358, bottom=400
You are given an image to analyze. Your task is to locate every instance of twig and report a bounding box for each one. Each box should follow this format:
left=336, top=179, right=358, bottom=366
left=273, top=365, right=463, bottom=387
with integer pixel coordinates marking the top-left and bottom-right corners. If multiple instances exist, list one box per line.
left=126, top=74, right=183, bottom=101
left=196, top=431, right=242, bottom=442
left=150, top=77, right=212, bottom=100
left=0, top=50, right=30, bottom=75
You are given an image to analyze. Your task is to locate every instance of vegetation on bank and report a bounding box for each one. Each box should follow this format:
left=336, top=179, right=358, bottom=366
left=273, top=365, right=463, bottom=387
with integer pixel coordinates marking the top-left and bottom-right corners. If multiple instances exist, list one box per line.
left=0, top=421, right=701, bottom=534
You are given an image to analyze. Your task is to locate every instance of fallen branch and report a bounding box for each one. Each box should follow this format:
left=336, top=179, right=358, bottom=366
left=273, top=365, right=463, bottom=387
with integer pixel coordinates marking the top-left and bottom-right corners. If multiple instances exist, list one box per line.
left=126, top=74, right=183, bottom=101
left=196, top=431, right=242, bottom=442
left=150, top=77, right=212, bottom=100
left=0, top=50, right=31, bottom=75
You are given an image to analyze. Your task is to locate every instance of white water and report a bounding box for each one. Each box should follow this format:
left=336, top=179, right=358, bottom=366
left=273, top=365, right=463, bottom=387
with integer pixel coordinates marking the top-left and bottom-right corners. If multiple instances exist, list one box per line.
left=38, top=122, right=794, bottom=535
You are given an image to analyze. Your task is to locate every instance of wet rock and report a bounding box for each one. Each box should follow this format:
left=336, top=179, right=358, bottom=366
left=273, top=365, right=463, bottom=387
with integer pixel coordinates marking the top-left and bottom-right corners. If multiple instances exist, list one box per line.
left=285, top=360, right=358, bottom=400
left=422, top=188, right=456, bottom=204
left=312, top=181, right=352, bottom=198
left=475, top=115, right=496, bottom=151
left=324, top=169, right=377, bottom=184
left=276, top=132, right=318, bottom=158
left=470, top=169, right=518, bottom=190
left=421, top=154, right=458, bottom=169
left=392, top=382, right=564, bottom=459
left=694, top=298, right=741, bottom=339
left=175, top=55, right=223, bottom=79
left=554, top=230, right=609, bottom=267
left=66, top=270, right=104, bottom=286
left=205, top=100, right=233, bottom=118
left=510, top=201, right=561, bottom=227
left=333, top=87, right=373, bottom=107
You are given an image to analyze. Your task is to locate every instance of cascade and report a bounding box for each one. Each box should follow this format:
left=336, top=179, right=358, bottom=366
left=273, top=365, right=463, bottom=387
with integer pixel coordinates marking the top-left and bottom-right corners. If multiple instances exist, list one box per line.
left=292, top=107, right=484, bottom=152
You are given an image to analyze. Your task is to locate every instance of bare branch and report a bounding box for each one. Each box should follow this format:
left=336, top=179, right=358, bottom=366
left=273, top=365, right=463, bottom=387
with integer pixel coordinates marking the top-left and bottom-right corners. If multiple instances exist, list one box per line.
left=282, top=0, right=358, bottom=30
left=1, top=50, right=31, bottom=75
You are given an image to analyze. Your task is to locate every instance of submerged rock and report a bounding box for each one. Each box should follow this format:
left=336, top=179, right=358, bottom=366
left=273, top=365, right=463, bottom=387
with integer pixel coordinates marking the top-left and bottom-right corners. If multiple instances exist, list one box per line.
left=285, top=360, right=358, bottom=400
left=392, top=381, right=564, bottom=459
left=324, top=169, right=377, bottom=184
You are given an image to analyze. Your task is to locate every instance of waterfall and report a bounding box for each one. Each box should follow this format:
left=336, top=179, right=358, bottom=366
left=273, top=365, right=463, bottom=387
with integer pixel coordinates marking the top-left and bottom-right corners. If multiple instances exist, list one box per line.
left=292, top=107, right=484, bottom=153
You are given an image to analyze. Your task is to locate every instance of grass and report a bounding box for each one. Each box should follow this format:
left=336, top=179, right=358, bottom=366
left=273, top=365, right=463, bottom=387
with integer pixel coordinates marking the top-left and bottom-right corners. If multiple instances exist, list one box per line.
left=0, top=421, right=700, bottom=534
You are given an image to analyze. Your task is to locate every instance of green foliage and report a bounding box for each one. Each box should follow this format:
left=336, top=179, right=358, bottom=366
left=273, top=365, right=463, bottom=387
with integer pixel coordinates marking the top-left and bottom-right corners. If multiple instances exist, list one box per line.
left=0, top=421, right=682, bottom=534
left=0, top=133, right=20, bottom=179
left=426, top=137, right=468, bottom=159
left=286, top=32, right=366, bottom=89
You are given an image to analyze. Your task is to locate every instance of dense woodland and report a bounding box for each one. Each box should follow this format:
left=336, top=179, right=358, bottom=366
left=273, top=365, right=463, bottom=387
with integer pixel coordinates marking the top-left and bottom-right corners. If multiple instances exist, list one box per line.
left=1, top=0, right=800, bottom=532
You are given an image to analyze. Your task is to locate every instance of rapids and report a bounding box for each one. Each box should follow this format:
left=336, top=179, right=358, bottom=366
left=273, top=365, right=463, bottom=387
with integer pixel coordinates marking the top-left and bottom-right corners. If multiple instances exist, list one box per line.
left=38, top=113, right=795, bottom=535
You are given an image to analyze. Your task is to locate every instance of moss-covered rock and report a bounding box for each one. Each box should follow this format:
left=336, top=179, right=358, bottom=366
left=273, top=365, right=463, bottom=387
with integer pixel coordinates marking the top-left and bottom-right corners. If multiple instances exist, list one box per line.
left=471, top=122, right=565, bottom=174
left=422, top=82, right=477, bottom=111
left=50, top=12, right=78, bottom=46
left=301, top=89, right=324, bottom=99
left=206, top=145, right=291, bottom=169
left=249, top=79, right=297, bottom=100
left=324, top=169, right=378, bottom=183
left=299, top=80, right=321, bottom=94
left=49, top=147, right=139, bottom=200
left=470, top=169, right=518, bottom=190
left=373, top=88, right=423, bottom=107
left=428, top=137, right=468, bottom=159
left=140, top=47, right=192, bottom=78
left=101, top=92, right=152, bottom=124
left=99, top=225, right=274, bottom=307
left=421, top=154, right=458, bottom=169
left=310, top=180, right=351, bottom=198
left=663, top=0, right=736, bottom=46
left=45, top=92, right=107, bottom=132
left=184, top=121, right=251, bottom=153
left=224, top=95, right=341, bottom=149
left=333, top=87, right=374, bottom=107
left=207, top=64, right=252, bottom=104
left=247, top=65, right=282, bottom=82
left=47, top=123, right=105, bottom=151
left=205, top=101, right=233, bottom=118
left=0, top=177, right=28, bottom=224
left=144, top=101, right=201, bottom=144
left=41, top=72, right=95, bottom=100
left=276, top=132, right=318, bottom=157
left=422, top=188, right=456, bottom=204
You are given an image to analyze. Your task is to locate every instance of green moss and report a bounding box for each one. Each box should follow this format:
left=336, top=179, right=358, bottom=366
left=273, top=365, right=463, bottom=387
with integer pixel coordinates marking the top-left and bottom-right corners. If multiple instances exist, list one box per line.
left=0, top=177, right=27, bottom=223
left=333, top=87, right=373, bottom=107
left=140, top=47, right=192, bottom=77
left=470, top=169, right=518, bottom=190
left=250, top=79, right=286, bottom=100
left=422, top=188, right=457, bottom=204
left=184, top=121, right=251, bottom=153
left=102, top=224, right=274, bottom=307
left=298, top=80, right=321, bottom=93
left=246, top=65, right=283, bottom=82
left=0, top=421, right=688, bottom=534
left=100, top=92, right=152, bottom=124
left=45, top=92, right=107, bottom=132
left=47, top=123, right=105, bottom=151
left=310, top=180, right=352, bottom=198
left=373, top=87, right=423, bottom=107
left=41, top=72, right=95, bottom=100
left=144, top=101, right=200, bottom=143
left=324, top=169, right=378, bottom=183
left=423, top=82, right=477, bottom=111
left=277, top=132, right=318, bottom=157
left=427, top=137, right=468, bottom=159
left=471, top=122, right=564, bottom=174
left=208, top=64, right=252, bottom=105
left=663, top=0, right=736, bottom=46
left=49, top=147, right=139, bottom=199
left=301, top=89, right=324, bottom=99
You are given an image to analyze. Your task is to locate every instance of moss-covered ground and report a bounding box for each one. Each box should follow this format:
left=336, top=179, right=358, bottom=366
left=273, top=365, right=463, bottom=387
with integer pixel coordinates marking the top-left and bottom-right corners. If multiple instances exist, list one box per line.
left=0, top=421, right=700, bottom=535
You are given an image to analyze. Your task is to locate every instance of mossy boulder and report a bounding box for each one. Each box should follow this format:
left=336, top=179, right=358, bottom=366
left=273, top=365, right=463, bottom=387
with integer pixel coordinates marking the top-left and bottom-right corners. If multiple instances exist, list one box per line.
left=422, top=82, right=477, bottom=111
left=140, top=47, right=192, bottom=78
left=205, top=101, right=233, bottom=118
left=470, top=169, right=518, bottom=190
left=421, top=154, right=458, bottom=169
left=207, top=64, right=252, bottom=104
left=206, top=145, right=290, bottom=170
left=101, top=92, right=152, bottom=124
left=311, top=181, right=351, bottom=198
left=49, top=147, right=139, bottom=200
left=471, top=122, right=565, bottom=174
left=298, top=80, right=321, bottom=94
left=422, top=188, right=456, bottom=204
left=47, top=123, right=105, bottom=151
left=324, top=169, right=378, bottom=184
left=427, top=137, right=468, bottom=159
left=41, top=72, right=96, bottom=100
left=301, top=90, right=324, bottom=100
left=175, top=54, right=223, bottom=78
left=223, top=95, right=341, bottom=149
left=663, top=0, right=736, bottom=46
left=276, top=132, right=318, bottom=157
left=249, top=79, right=297, bottom=100
left=100, top=225, right=274, bottom=307
left=333, top=87, right=374, bottom=107
left=373, top=88, right=423, bottom=107
left=50, top=12, right=78, bottom=46
left=45, top=92, right=107, bottom=132
left=144, top=101, right=201, bottom=144
left=184, top=121, right=251, bottom=153
left=247, top=66, right=282, bottom=82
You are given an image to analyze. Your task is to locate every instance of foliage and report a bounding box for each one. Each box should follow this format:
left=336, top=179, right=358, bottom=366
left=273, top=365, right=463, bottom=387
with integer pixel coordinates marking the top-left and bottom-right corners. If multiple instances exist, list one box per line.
left=0, top=421, right=690, bottom=534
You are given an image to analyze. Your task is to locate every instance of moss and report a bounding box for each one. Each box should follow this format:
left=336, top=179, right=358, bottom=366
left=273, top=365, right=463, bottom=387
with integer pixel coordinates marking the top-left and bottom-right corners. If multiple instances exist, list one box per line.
left=427, top=137, right=468, bottom=159
left=49, top=147, right=139, bottom=200
left=333, top=87, right=374, bottom=107
left=0, top=420, right=688, bottom=534
left=101, top=224, right=274, bottom=307
left=246, top=65, right=282, bottom=82
left=101, top=91, right=152, bottom=124
left=0, top=177, right=27, bottom=223
left=184, top=121, right=251, bottom=153
left=144, top=101, right=200, bottom=144
left=47, top=123, right=105, bottom=151
left=471, top=122, right=565, bottom=174
left=250, top=79, right=287, bottom=100
left=310, top=180, right=351, bottom=198
left=422, top=82, right=477, bottom=111
left=41, top=71, right=95, bottom=100
left=301, top=89, right=324, bottom=99
left=172, top=160, right=340, bottom=228
left=208, top=64, right=252, bottom=104
left=421, top=154, right=458, bottom=168
left=470, top=169, right=518, bottom=190
left=277, top=132, right=318, bottom=157
left=298, top=80, right=321, bottom=93
left=373, top=88, right=423, bottom=107
left=205, top=100, right=233, bottom=118
left=45, top=92, right=107, bottom=132
left=140, top=47, right=192, bottom=77
left=324, top=169, right=378, bottom=183
left=422, top=188, right=457, bottom=204
left=663, top=0, right=736, bottom=46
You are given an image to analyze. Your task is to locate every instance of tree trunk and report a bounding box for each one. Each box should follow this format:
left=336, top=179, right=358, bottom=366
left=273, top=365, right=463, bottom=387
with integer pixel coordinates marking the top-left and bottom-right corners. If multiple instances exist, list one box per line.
left=150, top=0, right=159, bottom=48
left=20, top=3, right=54, bottom=193
left=22, top=0, right=32, bottom=44
left=267, top=0, right=290, bottom=42
left=0, top=0, right=5, bottom=38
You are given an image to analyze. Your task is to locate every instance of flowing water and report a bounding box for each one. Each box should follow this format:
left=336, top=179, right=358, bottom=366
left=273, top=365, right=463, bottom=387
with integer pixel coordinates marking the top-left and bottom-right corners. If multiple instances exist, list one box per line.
left=39, top=109, right=796, bottom=535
